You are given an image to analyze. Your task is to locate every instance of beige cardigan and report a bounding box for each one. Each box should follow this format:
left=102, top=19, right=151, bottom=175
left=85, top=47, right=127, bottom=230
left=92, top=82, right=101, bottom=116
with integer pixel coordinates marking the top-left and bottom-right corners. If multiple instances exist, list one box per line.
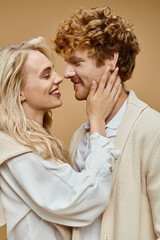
left=0, top=131, right=72, bottom=240
left=70, top=91, right=160, bottom=240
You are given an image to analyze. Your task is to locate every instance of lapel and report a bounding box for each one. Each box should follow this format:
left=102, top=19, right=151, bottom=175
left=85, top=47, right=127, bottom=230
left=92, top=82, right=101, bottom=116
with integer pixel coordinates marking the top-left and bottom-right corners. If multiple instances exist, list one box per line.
left=112, top=91, right=148, bottom=183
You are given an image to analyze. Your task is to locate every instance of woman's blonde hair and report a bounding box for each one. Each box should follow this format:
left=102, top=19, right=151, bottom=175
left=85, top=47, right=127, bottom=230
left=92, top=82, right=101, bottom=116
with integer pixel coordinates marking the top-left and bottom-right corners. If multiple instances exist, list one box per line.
left=54, top=7, right=140, bottom=82
left=0, top=37, right=71, bottom=164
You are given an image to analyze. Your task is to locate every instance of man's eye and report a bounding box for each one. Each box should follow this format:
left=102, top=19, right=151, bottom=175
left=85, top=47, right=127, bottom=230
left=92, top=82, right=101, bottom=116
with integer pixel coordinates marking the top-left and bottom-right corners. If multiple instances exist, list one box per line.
left=44, top=74, right=50, bottom=79
left=74, top=61, right=80, bottom=66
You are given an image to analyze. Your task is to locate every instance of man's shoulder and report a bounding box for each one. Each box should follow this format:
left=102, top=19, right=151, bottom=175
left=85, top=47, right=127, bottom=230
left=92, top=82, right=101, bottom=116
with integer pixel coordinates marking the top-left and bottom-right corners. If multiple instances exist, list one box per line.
left=127, top=96, right=160, bottom=138
left=141, top=106, right=160, bottom=130
left=117, top=91, right=160, bottom=146
left=127, top=90, right=160, bottom=121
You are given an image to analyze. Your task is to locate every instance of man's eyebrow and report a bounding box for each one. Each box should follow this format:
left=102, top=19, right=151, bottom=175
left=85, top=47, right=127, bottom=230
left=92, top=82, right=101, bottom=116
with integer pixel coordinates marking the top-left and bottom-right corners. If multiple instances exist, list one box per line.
left=65, top=57, right=83, bottom=62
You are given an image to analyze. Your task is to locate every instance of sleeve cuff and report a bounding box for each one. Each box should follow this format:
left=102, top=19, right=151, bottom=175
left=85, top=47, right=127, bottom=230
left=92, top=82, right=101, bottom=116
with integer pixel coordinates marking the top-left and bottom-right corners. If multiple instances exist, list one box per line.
left=88, top=132, right=120, bottom=171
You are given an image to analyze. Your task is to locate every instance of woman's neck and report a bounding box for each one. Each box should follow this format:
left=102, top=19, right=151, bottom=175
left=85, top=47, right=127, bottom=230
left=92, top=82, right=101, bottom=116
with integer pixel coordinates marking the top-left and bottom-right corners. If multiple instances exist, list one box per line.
left=22, top=104, right=44, bottom=127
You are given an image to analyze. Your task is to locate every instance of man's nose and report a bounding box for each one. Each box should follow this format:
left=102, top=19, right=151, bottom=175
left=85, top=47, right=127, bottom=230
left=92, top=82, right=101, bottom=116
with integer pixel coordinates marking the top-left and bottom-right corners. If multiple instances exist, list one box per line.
left=64, top=64, right=75, bottom=79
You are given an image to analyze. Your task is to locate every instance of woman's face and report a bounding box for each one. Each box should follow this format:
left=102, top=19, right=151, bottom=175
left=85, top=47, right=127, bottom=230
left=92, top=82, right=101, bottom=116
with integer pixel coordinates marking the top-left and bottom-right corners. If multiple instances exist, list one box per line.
left=20, top=50, right=63, bottom=122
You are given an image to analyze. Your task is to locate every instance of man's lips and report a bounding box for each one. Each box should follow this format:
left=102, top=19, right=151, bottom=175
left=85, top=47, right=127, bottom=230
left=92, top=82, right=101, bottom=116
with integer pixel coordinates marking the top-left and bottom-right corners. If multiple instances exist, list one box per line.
left=73, top=82, right=82, bottom=90
left=71, top=80, right=82, bottom=90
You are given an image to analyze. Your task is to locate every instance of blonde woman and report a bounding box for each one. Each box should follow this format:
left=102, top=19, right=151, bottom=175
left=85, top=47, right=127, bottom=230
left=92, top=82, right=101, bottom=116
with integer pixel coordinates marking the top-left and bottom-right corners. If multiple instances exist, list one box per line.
left=0, top=37, right=121, bottom=240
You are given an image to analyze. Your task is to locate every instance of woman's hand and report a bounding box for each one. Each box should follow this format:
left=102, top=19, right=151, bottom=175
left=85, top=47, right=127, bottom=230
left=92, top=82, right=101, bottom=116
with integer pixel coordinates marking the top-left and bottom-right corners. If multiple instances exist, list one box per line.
left=87, top=67, right=122, bottom=136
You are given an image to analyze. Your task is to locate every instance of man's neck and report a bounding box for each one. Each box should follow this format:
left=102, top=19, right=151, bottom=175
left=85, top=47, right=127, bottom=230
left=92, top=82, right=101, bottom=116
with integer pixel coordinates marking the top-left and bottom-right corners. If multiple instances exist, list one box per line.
left=105, top=87, right=128, bottom=125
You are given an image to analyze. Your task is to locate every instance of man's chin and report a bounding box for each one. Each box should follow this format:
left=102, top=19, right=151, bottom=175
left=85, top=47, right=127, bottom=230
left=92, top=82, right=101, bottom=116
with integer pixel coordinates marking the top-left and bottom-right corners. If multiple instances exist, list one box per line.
left=75, top=95, right=84, bottom=101
left=75, top=93, right=87, bottom=101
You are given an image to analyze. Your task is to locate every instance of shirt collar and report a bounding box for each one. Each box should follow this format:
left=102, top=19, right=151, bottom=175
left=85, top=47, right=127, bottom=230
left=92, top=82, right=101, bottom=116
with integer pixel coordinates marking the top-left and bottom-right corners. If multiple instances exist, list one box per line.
left=84, top=98, right=128, bottom=130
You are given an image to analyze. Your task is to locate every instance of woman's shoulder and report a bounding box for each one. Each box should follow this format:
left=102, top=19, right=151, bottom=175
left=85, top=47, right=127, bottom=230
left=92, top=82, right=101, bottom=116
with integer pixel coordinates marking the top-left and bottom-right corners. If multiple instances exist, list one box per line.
left=0, top=131, right=33, bottom=165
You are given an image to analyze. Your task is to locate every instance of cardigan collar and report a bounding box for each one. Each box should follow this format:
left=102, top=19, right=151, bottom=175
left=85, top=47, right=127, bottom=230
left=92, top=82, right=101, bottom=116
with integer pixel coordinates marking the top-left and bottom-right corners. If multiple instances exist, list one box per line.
left=0, top=131, right=32, bottom=165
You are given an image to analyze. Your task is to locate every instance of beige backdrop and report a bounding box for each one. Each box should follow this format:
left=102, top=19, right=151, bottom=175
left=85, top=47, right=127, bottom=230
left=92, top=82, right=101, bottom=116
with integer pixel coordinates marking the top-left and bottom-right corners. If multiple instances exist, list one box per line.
left=0, top=0, right=160, bottom=238
left=0, top=0, right=160, bottom=146
left=0, top=0, right=160, bottom=149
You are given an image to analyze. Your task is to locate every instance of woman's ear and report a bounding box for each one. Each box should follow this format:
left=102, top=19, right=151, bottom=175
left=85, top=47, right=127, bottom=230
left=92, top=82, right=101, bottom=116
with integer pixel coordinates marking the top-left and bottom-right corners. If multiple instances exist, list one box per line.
left=105, top=52, right=119, bottom=70
left=20, top=91, right=26, bottom=102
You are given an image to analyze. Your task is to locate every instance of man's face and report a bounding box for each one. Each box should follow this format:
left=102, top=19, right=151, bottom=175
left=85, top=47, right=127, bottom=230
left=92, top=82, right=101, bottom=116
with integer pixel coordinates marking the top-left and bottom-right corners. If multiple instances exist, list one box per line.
left=64, top=50, right=108, bottom=100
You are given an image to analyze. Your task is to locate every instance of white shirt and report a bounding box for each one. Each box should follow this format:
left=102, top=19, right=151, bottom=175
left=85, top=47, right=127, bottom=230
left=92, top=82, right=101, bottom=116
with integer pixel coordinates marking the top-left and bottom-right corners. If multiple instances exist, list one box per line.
left=0, top=133, right=119, bottom=240
left=75, top=99, right=128, bottom=240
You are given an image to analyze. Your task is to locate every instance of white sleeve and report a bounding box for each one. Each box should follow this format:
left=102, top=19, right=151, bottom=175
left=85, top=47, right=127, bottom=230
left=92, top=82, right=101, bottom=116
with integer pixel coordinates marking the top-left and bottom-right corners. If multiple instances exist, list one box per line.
left=4, top=133, right=119, bottom=227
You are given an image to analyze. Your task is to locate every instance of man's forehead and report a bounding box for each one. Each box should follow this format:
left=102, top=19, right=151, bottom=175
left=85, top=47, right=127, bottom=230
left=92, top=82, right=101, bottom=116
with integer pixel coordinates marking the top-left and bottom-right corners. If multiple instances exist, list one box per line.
left=64, top=49, right=89, bottom=62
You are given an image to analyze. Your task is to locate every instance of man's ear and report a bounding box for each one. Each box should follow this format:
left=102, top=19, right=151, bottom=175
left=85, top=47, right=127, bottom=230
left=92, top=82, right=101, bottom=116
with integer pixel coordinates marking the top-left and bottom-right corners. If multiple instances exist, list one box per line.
left=105, top=52, right=119, bottom=70
left=20, top=91, right=26, bottom=103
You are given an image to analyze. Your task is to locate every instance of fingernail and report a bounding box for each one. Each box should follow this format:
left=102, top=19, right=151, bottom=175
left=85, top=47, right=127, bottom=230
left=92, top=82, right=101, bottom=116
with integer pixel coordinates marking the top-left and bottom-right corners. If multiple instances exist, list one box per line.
left=92, top=80, right=96, bottom=86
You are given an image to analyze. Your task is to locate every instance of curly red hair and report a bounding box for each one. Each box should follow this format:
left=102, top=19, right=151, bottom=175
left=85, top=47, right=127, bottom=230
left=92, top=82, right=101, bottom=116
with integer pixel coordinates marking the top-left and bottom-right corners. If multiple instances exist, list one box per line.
left=54, top=7, right=140, bottom=82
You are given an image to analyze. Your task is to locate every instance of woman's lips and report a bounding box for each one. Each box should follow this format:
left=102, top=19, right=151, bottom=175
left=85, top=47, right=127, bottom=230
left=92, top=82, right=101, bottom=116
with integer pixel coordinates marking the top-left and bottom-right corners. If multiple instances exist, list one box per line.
left=49, top=89, right=61, bottom=98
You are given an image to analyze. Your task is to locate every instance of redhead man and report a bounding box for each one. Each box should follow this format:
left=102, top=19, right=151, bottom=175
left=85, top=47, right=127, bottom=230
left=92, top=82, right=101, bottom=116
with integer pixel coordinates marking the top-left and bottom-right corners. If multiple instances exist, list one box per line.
left=54, top=7, right=160, bottom=240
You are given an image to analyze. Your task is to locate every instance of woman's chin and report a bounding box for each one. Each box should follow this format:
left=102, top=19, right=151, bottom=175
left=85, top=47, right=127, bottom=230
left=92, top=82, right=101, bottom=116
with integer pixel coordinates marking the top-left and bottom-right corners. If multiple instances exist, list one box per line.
left=52, top=100, right=63, bottom=109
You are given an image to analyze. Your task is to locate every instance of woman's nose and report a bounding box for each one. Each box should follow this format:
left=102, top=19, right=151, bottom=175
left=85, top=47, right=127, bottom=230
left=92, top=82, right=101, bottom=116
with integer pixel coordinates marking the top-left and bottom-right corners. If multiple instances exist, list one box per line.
left=53, top=72, right=63, bottom=84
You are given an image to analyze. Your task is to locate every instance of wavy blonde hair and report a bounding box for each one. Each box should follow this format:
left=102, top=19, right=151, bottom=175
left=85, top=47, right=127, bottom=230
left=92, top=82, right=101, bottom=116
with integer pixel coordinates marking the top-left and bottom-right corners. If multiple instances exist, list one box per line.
left=0, top=37, right=71, bottom=164
left=54, top=7, right=140, bottom=82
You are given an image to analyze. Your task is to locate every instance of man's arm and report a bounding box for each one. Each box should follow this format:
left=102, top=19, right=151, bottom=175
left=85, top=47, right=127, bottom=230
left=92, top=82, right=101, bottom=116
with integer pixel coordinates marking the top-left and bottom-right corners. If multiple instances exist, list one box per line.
left=147, top=135, right=160, bottom=238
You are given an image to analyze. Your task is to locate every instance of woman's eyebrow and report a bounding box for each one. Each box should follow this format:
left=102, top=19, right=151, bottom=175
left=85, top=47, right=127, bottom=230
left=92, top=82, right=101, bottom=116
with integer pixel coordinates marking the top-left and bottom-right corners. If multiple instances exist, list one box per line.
left=39, top=65, right=54, bottom=77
